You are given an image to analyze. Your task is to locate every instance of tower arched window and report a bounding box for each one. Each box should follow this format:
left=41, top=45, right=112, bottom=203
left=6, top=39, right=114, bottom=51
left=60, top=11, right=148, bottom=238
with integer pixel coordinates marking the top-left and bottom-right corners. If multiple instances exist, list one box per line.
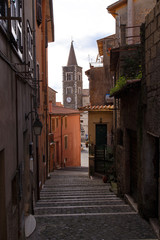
left=66, top=72, right=73, bottom=81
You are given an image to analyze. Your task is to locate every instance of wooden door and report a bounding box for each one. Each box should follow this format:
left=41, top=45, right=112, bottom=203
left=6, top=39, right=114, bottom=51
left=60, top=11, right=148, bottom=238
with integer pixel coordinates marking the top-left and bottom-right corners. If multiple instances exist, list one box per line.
left=0, top=150, right=7, bottom=239
left=95, top=124, right=107, bottom=173
left=129, top=131, right=138, bottom=202
left=96, top=124, right=107, bottom=146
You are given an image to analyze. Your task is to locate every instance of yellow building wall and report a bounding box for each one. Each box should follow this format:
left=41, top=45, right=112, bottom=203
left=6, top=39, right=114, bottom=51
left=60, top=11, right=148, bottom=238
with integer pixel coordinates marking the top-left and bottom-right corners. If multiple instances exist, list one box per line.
left=88, top=111, right=113, bottom=147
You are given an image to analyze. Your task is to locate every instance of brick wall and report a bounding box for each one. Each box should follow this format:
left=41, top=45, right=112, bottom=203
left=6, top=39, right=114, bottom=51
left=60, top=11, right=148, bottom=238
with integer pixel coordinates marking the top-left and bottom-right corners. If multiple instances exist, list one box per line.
left=145, top=1, right=160, bottom=135
left=88, top=67, right=110, bottom=106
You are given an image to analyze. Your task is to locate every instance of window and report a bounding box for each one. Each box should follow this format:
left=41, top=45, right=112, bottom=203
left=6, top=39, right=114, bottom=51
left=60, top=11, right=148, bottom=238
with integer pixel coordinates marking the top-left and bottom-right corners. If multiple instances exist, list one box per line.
left=0, top=1, right=7, bottom=17
left=45, top=19, right=48, bottom=48
left=65, top=117, right=67, bottom=129
left=52, top=118, right=55, bottom=132
left=56, top=118, right=58, bottom=128
left=77, top=73, right=81, bottom=81
left=27, top=21, right=33, bottom=61
left=0, top=0, right=7, bottom=29
left=66, top=87, right=73, bottom=94
left=64, top=136, right=68, bottom=149
left=37, top=64, right=40, bottom=107
left=10, top=0, right=23, bottom=55
left=36, top=0, right=42, bottom=26
left=27, top=21, right=33, bottom=77
left=66, top=72, right=73, bottom=81
left=78, top=87, right=81, bottom=94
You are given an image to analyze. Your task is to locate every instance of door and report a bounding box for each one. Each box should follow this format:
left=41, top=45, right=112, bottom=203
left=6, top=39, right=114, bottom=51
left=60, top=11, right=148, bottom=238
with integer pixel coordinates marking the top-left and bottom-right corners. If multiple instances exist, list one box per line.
left=96, top=124, right=107, bottom=146
left=95, top=124, right=107, bottom=173
left=152, top=137, right=159, bottom=218
left=0, top=150, right=7, bottom=239
left=129, top=131, right=138, bottom=202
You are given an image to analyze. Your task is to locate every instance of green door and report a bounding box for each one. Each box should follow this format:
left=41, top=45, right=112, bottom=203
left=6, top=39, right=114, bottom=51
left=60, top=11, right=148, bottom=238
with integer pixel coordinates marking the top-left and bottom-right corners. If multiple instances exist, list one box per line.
left=96, top=124, right=107, bottom=146
left=95, top=124, right=107, bottom=173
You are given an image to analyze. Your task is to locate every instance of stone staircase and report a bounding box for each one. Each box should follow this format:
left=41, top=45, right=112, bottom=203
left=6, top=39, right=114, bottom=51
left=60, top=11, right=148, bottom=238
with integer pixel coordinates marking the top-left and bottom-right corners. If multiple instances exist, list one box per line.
left=28, top=168, right=157, bottom=240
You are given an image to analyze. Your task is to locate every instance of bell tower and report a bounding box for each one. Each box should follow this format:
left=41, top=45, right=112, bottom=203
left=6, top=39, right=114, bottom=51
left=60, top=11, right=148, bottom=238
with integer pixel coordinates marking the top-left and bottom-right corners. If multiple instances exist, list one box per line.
left=62, top=41, right=82, bottom=109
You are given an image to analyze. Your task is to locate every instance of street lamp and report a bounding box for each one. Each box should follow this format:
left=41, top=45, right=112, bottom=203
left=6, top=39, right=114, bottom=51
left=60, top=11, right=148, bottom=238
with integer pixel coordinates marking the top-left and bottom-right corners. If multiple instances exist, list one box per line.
left=32, top=118, right=43, bottom=136
left=25, top=111, right=43, bottom=136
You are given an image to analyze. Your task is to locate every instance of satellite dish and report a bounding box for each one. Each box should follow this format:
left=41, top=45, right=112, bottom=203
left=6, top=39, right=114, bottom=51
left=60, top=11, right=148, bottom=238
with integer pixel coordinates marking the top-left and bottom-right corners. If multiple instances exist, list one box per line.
left=105, top=94, right=114, bottom=104
left=25, top=214, right=36, bottom=238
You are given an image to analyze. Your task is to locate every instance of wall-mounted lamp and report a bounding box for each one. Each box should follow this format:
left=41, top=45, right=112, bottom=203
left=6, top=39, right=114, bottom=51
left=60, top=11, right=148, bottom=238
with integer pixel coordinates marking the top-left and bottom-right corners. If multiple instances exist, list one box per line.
left=25, top=111, right=43, bottom=136
left=32, top=118, right=43, bottom=136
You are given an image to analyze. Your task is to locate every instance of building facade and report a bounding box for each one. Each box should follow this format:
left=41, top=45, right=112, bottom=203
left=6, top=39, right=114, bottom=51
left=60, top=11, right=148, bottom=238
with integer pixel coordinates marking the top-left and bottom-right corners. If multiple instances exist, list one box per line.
left=107, top=0, right=157, bottom=221
left=63, top=41, right=82, bottom=109
left=35, top=0, right=54, bottom=200
left=80, top=89, right=89, bottom=142
left=0, top=1, right=36, bottom=238
left=84, top=49, right=114, bottom=176
left=0, top=0, right=54, bottom=239
left=49, top=105, right=81, bottom=169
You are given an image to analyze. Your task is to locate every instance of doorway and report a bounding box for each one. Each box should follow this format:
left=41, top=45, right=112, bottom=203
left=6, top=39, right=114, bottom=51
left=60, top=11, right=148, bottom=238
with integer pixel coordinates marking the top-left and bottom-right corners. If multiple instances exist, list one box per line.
left=95, top=124, right=107, bottom=173
left=129, top=130, right=138, bottom=202
left=96, top=124, right=107, bottom=146
left=0, top=150, right=7, bottom=239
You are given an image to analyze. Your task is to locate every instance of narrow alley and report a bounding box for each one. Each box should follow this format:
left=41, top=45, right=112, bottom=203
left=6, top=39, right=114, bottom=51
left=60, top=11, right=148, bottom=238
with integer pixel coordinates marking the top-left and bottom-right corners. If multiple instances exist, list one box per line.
left=28, top=168, right=157, bottom=240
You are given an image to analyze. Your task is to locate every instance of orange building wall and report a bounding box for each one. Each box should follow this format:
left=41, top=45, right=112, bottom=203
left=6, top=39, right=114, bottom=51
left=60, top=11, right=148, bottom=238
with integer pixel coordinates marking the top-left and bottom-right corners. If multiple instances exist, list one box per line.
left=35, top=0, right=49, bottom=190
left=49, top=114, right=81, bottom=169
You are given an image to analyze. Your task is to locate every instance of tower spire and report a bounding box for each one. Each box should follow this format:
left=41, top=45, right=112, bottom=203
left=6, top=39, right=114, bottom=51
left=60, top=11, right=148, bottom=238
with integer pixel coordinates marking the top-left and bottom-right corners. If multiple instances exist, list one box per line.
left=67, top=41, right=78, bottom=66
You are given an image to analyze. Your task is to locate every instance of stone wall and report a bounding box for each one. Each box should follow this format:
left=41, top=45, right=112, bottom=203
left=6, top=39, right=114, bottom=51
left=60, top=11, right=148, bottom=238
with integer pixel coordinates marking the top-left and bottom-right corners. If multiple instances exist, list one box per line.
left=139, top=1, right=160, bottom=219
left=145, top=1, right=160, bottom=135
left=88, top=67, right=110, bottom=106
left=63, top=65, right=82, bottom=109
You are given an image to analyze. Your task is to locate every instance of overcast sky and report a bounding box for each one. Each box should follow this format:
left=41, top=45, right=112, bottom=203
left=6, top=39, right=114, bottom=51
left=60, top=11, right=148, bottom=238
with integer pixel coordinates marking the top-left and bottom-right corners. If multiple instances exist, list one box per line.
left=48, top=0, right=116, bottom=102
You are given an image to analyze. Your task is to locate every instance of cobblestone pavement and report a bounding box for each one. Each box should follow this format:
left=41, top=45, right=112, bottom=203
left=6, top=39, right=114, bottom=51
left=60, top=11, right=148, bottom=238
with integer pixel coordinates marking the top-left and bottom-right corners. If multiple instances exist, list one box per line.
left=28, top=168, right=158, bottom=240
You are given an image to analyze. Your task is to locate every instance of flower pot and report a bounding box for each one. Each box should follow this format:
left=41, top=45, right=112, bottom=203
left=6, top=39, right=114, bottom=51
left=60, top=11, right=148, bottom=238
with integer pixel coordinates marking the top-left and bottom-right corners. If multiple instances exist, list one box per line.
left=102, top=175, right=107, bottom=183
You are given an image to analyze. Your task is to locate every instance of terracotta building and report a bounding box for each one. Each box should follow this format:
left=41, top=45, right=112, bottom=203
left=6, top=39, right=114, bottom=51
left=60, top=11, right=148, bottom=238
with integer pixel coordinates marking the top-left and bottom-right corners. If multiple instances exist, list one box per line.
left=35, top=0, right=54, bottom=199
left=49, top=105, right=81, bottom=170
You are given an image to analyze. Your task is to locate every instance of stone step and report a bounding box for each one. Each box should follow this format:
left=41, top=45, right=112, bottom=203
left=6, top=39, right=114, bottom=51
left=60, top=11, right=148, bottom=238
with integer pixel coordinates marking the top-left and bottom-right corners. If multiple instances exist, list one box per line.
left=39, top=194, right=116, bottom=199
left=35, top=199, right=125, bottom=207
left=34, top=205, right=134, bottom=215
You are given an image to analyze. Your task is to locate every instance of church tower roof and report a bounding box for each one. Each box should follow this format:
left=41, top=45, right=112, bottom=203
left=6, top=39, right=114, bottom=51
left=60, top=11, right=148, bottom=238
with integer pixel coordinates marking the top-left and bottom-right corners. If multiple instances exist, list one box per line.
left=67, top=41, right=78, bottom=66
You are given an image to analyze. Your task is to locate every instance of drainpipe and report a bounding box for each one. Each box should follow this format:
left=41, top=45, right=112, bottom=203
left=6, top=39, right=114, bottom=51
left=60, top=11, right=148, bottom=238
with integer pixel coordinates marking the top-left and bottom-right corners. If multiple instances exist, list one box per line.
left=15, top=75, right=21, bottom=238
left=61, top=116, right=63, bottom=168
left=44, top=32, right=49, bottom=179
left=32, top=0, right=40, bottom=200
left=127, top=0, right=134, bottom=44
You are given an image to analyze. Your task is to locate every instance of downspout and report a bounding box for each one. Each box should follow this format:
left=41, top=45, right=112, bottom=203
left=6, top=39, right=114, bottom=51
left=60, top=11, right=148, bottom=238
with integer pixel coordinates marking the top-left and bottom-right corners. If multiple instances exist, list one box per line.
left=45, top=18, right=49, bottom=178
left=61, top=116, right=63, bottom=168
left=15, top=76, right=21, bottom=237
left=42, top=1, right=49, bottom=179
left=32, top=0, right=40, bottom=200
left=45, top=41, right=49, bottom=178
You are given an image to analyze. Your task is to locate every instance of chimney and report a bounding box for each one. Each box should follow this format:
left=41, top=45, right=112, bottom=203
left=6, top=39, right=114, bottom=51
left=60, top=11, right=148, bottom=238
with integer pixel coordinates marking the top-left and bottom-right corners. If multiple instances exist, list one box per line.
left=127, top=0, right=134, bottom=44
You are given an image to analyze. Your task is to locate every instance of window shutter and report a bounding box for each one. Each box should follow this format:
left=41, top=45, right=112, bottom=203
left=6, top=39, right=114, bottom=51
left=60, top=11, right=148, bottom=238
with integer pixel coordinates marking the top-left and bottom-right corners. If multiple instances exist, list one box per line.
left=36, top=0, right=42, bottom=26
left=45, top=19, right=48, bottom=48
